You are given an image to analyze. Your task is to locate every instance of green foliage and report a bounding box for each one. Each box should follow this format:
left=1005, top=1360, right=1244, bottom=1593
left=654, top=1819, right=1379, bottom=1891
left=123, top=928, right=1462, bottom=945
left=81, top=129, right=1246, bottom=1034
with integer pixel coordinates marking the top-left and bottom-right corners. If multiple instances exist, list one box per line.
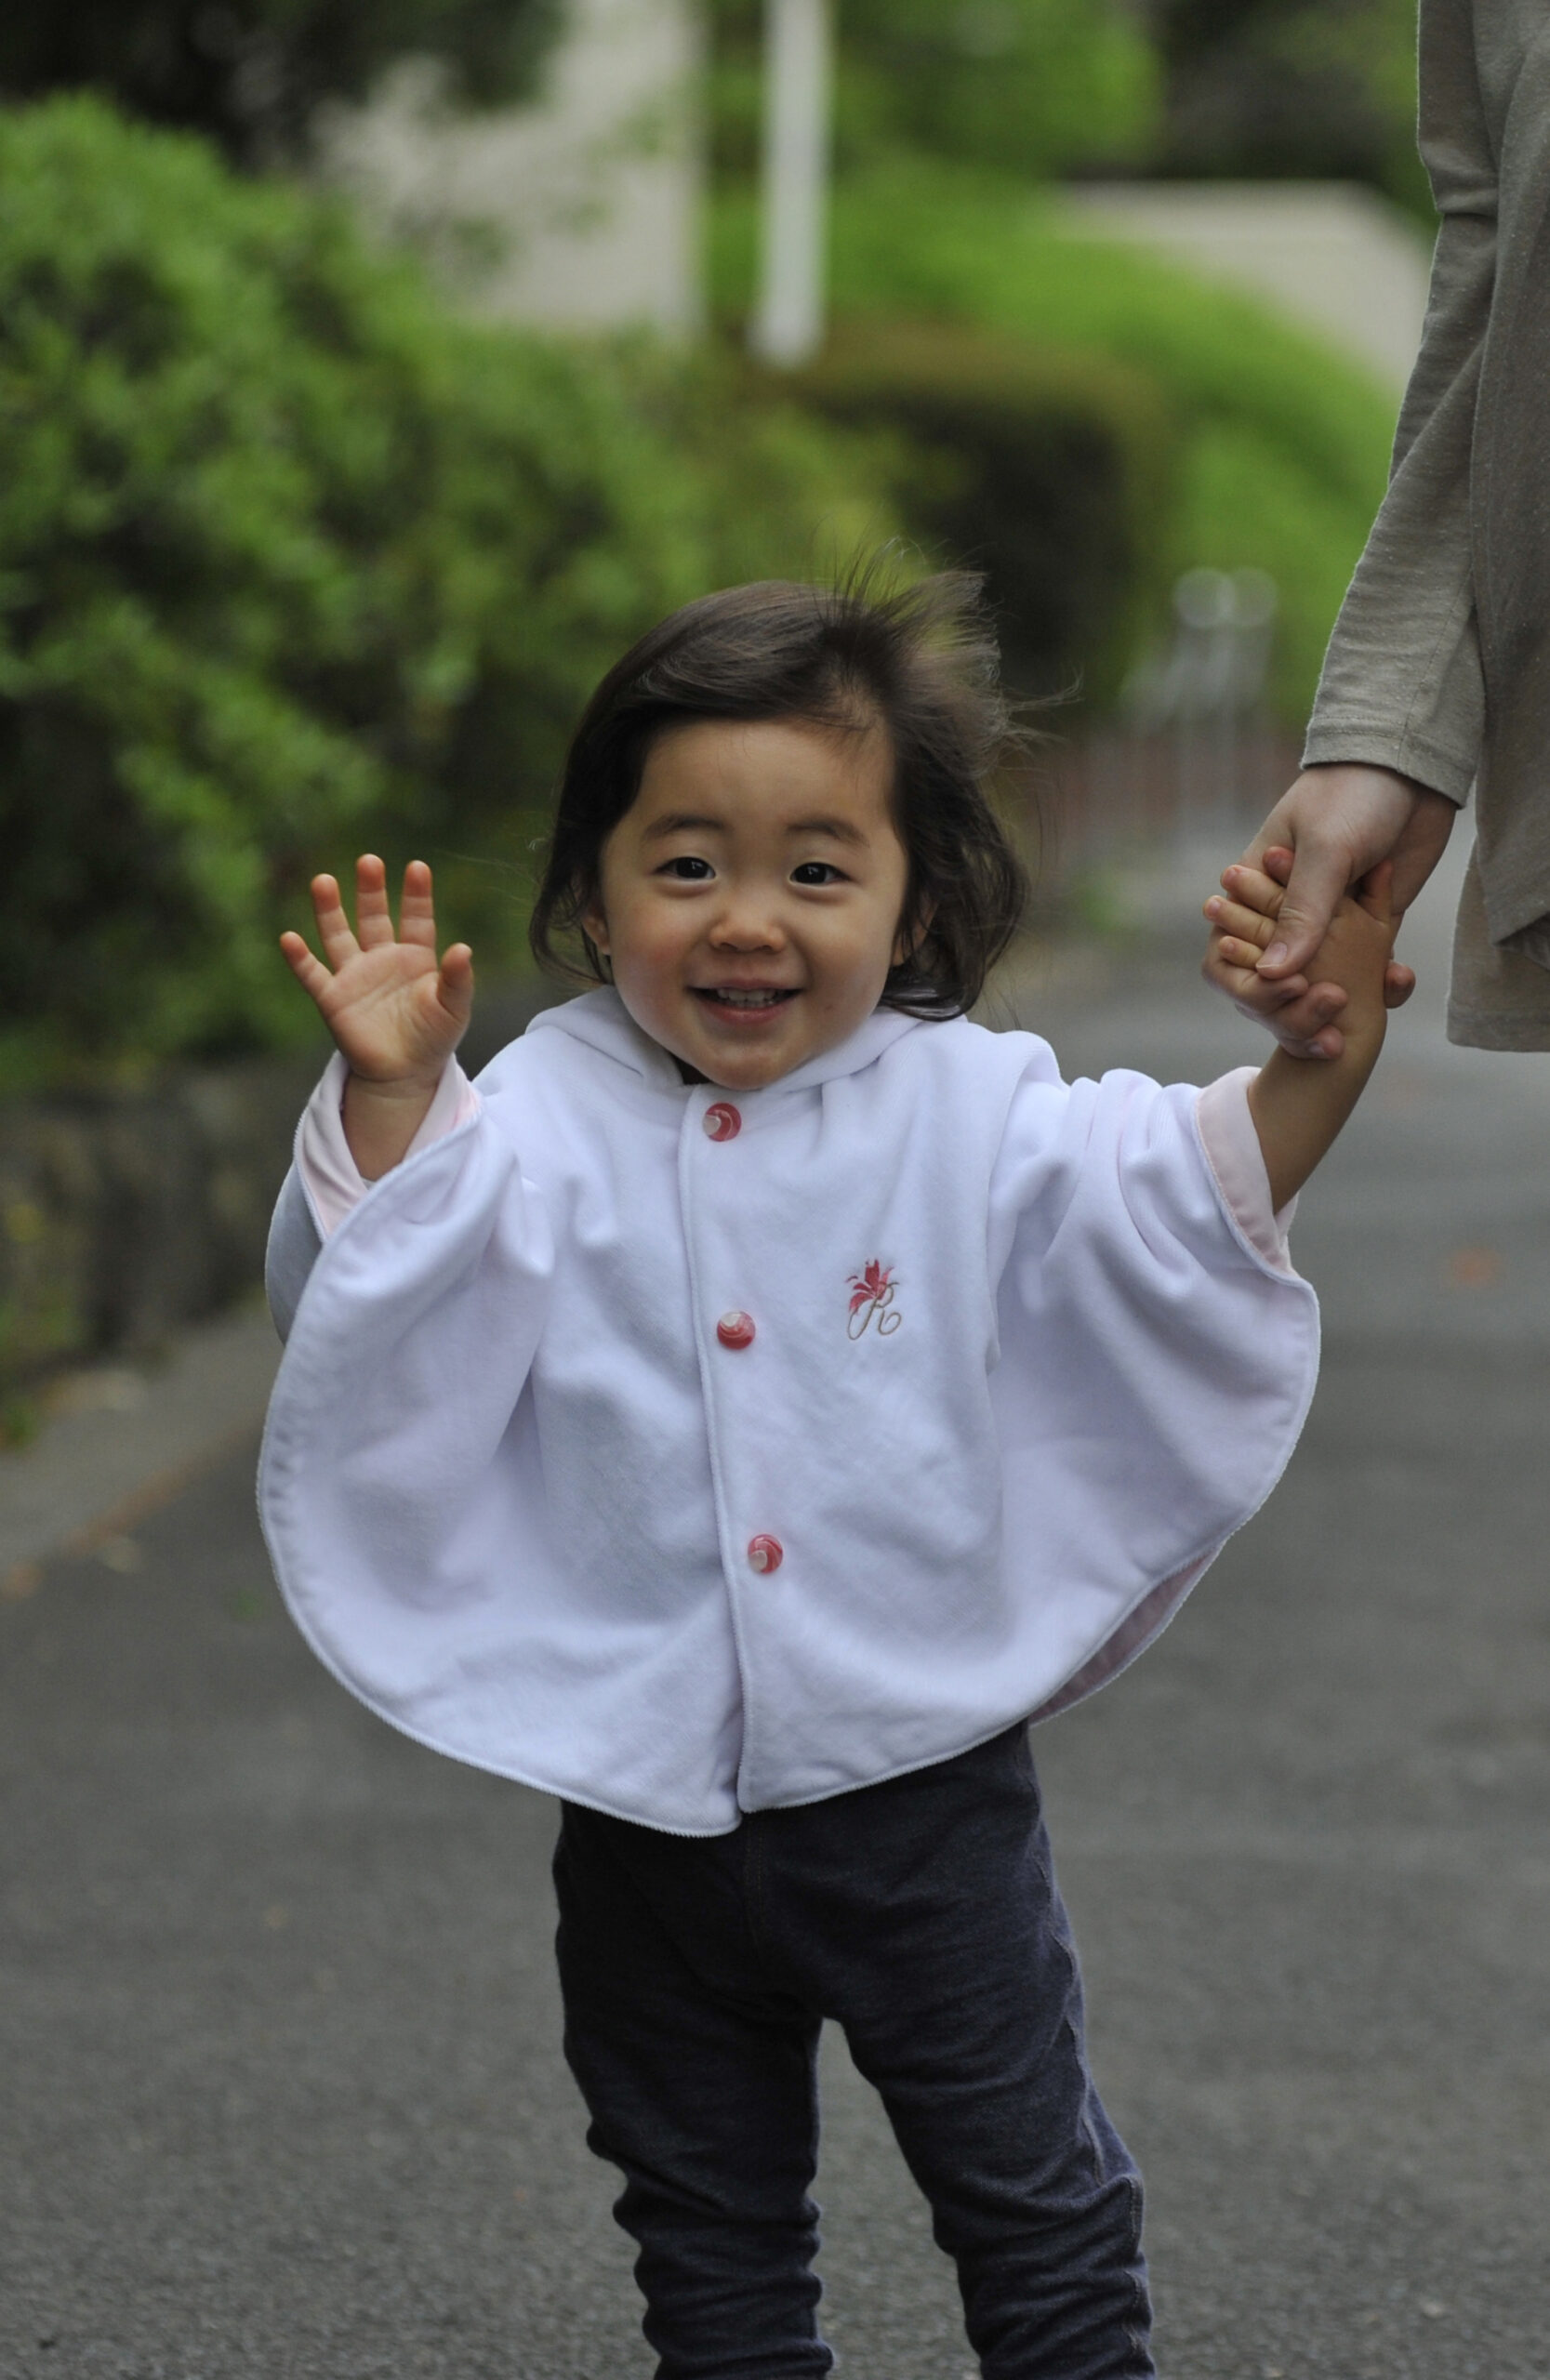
left=837, top=0, right=1159, bottom=178
left=713, top=158, right=1398, bottom=717
left=0, top=95, right=896, bottom=1080
left=0, top=0, right=564, bottom=165
left=1154, top=0, right=1431, bottom=222
left=779, top=321, right=1179, bottom=704
left=709, top=0, right=1157, bottom=184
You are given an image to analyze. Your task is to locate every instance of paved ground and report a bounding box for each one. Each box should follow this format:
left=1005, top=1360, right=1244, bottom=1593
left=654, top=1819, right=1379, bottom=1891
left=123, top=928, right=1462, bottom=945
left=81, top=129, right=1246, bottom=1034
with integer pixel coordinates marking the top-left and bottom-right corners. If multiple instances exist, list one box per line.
left=3, top=840, right=1549, bottom=2379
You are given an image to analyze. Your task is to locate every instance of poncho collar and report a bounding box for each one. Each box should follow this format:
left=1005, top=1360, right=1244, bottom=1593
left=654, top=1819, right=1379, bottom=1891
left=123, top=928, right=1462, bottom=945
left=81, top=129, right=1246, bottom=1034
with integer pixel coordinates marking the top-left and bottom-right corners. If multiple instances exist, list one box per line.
left=526, top=986, right=923, bottom=1100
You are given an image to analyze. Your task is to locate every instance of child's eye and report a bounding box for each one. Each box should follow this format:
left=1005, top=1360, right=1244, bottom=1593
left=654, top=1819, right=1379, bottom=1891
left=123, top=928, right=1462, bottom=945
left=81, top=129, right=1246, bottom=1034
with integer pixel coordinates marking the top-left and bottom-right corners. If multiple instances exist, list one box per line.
left=658, top=855, right=713, bottom=880
left=791, top=862, right=844, bottom=886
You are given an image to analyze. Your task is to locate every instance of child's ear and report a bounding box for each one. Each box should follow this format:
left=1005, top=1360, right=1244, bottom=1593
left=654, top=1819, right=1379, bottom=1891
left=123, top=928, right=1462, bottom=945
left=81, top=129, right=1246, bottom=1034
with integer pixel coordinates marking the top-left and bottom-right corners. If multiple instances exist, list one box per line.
left=580, top=895, right=611, bottom=957
left=893, top=897, right=936, bottom=968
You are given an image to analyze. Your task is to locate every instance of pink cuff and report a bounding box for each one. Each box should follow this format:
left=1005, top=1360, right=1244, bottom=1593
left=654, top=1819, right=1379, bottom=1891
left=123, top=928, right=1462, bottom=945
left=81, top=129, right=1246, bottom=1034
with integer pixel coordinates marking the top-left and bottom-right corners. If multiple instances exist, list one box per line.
left=1030, top=1552, right=1212, bottom=1723
left=297, top=1051, right=481, bottom=1237
left=1194, top=1067, right=1296, bottom=1273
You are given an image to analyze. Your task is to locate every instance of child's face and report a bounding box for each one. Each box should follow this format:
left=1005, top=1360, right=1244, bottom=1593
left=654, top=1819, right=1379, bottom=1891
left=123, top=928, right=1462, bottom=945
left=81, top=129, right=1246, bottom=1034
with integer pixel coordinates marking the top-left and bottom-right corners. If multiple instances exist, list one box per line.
left=582, top=714, right=914, bottom=1090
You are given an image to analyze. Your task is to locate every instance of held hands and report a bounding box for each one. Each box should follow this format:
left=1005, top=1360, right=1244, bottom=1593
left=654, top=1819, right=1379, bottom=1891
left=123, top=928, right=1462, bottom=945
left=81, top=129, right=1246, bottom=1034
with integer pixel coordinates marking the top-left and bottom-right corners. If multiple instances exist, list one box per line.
left=1205, top=853, right=1397, bottom=1056
left=1206, top=854, right=1399, bottom=1210
left=1203, top=763, right=1453, bottom=1058
left=280, top=856, right=473, bottom=1178
left=1202, top=840, right=1416, bottom=1060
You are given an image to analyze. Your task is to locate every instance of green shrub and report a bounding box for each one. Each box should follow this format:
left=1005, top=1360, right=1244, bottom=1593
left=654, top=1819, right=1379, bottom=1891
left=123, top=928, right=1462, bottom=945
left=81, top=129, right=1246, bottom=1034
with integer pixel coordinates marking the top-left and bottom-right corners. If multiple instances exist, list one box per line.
left=708, top=0, right=1157, bottom=182
left=1154, top=0, right=1433, bottom=224
left=0, top=0, right=565, bottom=165
left=713, top=158, right=1398, bottom=717
left=0, top=96, right=895, bottom=1082
left=775, top=320, right=1179, bottom=704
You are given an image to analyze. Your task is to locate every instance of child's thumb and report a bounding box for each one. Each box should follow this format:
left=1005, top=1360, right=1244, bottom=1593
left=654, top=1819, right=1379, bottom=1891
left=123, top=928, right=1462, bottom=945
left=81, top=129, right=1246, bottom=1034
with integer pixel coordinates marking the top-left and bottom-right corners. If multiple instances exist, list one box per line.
left=437, top=943, right=475, bottom=1031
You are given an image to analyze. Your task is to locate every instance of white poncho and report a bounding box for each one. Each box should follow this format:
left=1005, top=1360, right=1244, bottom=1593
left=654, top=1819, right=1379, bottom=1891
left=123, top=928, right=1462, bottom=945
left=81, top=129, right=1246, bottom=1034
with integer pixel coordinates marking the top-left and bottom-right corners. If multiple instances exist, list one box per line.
left=259, top=990, right=1318, bottom=1833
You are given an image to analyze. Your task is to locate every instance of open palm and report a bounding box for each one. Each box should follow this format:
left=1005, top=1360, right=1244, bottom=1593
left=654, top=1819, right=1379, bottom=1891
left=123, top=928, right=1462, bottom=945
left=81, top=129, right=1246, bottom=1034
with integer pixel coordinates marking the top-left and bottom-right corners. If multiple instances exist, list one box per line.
left=280, top=855, right=473, bottom=1087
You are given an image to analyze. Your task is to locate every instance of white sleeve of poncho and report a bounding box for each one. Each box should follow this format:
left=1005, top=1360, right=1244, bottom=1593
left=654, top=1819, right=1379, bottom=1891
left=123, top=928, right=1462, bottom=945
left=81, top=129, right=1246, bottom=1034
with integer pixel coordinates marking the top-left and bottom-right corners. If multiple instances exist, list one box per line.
left=987, top=1059, right=1319, bottom=1719
left=259, top=1052, right=555, bottom=1732
left=264, top=1054, right=479, bottom=1339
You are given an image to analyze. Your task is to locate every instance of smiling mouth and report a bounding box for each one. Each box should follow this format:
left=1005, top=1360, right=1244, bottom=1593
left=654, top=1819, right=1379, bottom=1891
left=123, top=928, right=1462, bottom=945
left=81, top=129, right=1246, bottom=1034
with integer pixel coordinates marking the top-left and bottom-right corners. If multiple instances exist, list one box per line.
left=691, top=987, right=798, bottom=1012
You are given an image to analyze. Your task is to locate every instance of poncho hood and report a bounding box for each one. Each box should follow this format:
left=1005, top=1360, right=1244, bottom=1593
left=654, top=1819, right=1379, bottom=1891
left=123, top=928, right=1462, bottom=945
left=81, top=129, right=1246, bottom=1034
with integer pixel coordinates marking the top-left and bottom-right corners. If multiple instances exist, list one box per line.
left=528, top=984, right=922, bottom=1096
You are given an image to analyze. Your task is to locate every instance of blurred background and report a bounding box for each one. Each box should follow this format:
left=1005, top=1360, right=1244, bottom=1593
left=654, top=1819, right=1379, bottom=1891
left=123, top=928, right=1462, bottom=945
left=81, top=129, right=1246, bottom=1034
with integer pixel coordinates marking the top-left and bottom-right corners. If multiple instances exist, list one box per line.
left=0, top=0, right=1428, bottom=1425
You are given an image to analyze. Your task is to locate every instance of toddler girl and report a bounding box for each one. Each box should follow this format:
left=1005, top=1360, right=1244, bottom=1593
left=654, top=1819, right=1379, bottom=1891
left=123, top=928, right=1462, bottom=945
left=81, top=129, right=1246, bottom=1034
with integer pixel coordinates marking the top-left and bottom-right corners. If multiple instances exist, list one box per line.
left=260, top=573, right=1395, bottom=2379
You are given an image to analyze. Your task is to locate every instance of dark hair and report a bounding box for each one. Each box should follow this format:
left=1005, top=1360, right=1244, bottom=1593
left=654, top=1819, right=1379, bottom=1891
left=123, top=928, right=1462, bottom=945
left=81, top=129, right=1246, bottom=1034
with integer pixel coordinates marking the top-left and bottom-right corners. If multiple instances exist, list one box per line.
left=529, top=565, right=1029, bottom=1018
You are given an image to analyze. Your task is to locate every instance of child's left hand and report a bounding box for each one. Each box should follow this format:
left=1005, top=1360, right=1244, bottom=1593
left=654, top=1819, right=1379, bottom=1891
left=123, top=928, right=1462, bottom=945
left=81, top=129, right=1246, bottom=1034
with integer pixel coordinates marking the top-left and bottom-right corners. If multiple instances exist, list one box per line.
left=1203, top=846, right=1416, bottom=1059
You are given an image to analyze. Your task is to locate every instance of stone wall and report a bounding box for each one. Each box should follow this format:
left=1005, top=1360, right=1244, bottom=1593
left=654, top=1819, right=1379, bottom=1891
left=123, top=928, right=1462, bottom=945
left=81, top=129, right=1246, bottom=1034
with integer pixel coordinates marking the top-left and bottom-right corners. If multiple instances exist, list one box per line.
left=0, top=1055, right=314, bottom=1391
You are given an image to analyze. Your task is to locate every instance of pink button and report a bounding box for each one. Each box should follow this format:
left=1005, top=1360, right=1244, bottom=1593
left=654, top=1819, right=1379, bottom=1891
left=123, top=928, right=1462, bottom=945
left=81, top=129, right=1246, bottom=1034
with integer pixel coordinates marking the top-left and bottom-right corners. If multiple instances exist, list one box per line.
left=717, top=1311, right=756, bottom=1350
left=703, top=1102, right=742, bottom=1142
left=747, top=1534, right=783, bottom=1575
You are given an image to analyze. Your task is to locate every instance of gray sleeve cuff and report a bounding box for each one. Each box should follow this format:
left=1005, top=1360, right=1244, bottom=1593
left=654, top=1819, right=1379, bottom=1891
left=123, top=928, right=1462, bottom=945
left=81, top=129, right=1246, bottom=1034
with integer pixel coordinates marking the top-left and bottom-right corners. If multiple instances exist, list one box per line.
left=1298, top=727, right=1474, bottom=808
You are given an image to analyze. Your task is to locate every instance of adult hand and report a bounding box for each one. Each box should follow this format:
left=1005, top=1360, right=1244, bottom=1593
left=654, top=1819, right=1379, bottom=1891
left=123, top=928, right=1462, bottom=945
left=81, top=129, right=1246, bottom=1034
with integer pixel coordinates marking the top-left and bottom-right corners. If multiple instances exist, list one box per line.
left=1212, top=763, right=1457, bottom=1058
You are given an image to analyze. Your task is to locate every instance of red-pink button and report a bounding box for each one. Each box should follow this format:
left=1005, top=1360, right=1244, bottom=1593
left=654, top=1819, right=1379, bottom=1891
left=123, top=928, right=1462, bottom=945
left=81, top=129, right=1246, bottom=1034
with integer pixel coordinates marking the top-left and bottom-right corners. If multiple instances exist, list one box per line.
left=703, top=1102, right=742, bottom=1142
left=717, top=1310, right=756, bottom=1350
left=747, top=1534, right=783, bottom=1575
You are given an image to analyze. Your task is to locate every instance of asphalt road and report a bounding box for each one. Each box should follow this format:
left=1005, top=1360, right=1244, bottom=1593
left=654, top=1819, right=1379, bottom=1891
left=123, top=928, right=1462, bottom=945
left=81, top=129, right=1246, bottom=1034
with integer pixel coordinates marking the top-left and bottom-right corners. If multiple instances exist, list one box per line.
left=4, top=843, right=1549, bottom=2379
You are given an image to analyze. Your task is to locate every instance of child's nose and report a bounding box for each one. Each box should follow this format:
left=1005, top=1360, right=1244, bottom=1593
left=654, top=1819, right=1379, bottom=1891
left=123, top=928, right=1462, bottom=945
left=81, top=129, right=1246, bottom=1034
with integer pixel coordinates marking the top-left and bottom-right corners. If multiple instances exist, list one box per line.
left=709, top=894, right=785, bottom=950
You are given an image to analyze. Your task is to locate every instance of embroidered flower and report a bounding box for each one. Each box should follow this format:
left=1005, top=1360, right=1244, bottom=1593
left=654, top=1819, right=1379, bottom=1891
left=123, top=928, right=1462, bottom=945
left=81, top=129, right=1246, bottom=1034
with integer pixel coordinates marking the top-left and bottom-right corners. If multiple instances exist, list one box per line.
left=847, top=1259, right=901, bottom=1338
left=848, top=1259, right=893, bottom=1316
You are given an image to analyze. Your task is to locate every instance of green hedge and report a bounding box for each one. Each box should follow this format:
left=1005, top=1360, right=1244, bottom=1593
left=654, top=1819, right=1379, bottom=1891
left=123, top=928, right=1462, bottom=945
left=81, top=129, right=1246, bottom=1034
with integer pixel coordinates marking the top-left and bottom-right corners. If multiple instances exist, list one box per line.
left=714, top=159, right=1400, bottom=718
left=773, top=321, right=1178, bottom=706
left=708, top=0, right=1157, bottom=183
left=0, top=96, right=895, bottom=1082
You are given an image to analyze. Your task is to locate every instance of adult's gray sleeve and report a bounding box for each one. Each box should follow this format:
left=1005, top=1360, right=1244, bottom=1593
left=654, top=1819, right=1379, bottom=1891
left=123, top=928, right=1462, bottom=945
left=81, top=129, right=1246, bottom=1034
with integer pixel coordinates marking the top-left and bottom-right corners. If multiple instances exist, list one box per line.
left=265, top=1167, right=324, bottom=1344
left=1302, top=0, right=1492, bottom=802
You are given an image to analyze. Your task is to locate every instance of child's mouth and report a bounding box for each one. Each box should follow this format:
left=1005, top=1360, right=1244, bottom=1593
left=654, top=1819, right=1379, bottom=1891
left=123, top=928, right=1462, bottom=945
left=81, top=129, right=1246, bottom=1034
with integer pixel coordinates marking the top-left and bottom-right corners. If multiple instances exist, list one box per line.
left=692, top=987, right=797, bottom=1013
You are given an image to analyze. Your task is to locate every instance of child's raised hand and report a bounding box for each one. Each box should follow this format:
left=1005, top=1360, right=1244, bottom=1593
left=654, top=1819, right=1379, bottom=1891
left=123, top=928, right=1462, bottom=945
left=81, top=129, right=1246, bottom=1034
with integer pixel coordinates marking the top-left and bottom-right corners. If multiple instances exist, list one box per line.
left=280, top=856, right=473, bottom=1090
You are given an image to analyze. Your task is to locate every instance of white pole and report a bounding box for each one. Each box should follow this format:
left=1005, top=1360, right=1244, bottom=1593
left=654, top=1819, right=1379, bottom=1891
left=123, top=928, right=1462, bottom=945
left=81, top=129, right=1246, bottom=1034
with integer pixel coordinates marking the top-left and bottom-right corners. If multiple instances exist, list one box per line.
left=750, top=0, right=832, bottom=366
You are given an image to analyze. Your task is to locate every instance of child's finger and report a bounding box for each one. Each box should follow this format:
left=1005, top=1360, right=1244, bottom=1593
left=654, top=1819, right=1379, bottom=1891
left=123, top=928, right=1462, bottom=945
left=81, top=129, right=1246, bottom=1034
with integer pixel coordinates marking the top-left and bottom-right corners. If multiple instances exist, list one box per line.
left=1213, top=938, right=1346, bottom=1012
left=1203, top=895, right=1278, bottom=950
left=1383, top=959, right=1416, bottom=1010
left=1203, top=934, right=1305, bottom=1004
left=1212, top=932, right=1271, bottom=969
left=310, top=874, right=361, bottom=967
left=354, top=853, right=395, bottom=949
left=279, top=930, right=334, bottom=1001
left=399, top=859, right=439, bottom=951
left=1204, top=932, right=1352, bottom=1032
left=1202, top=946, right=1262, bottom=1001
left=1215, top=864, right=1285, bottom=922
left=436, top=941, right=475, bottom=1027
